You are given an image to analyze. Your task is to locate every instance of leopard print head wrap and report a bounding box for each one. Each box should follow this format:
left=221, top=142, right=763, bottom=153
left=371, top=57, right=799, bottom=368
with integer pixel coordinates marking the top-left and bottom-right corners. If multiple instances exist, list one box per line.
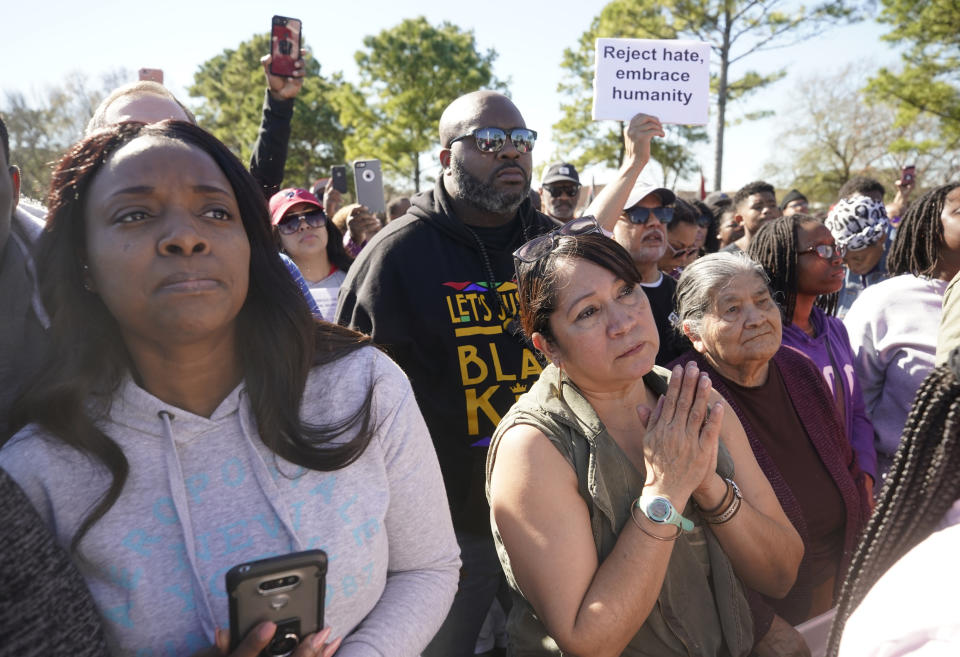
left=825, top=195, right=889, bottom=251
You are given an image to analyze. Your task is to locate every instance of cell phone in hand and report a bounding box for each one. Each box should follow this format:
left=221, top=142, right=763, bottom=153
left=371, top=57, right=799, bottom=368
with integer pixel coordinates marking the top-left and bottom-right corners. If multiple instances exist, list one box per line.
left=227, top=550, right=326, bottom=656
left=270, top=15, right=302, bottom=77
left=900, top=165, right=915, bottom=187
left=353, top=159, right=386, bottom=216
left=331, top=165, right=348, bottom=194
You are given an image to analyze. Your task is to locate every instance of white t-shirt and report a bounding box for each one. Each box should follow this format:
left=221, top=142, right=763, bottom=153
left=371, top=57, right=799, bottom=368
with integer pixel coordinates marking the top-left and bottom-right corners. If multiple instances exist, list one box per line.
left=308, top=269, right=347, bottom=322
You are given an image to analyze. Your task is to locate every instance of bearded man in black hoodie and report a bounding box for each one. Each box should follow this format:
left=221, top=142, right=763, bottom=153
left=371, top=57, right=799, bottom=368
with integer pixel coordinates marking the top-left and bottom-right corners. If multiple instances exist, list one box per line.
left=336, top=91, right=663, bottom=655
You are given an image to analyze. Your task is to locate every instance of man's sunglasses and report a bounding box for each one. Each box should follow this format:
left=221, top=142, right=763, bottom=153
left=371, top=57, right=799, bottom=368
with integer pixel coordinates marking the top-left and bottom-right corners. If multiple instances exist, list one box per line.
left=513, top=216, right=602, bottom=263
left=624, top=206, right=674, bottom=225
left=797, top=243, right=846, bottom=259
left=448, top=127, right=538, bottom=154
left=278, top=209, right=326, bottom=235
left=544, top=184, right=581, bottom=198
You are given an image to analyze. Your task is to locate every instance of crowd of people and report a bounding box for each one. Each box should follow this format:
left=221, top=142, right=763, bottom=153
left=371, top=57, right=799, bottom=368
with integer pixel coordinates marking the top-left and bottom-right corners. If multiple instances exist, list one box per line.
left=2, top=39, right=960, bottom=657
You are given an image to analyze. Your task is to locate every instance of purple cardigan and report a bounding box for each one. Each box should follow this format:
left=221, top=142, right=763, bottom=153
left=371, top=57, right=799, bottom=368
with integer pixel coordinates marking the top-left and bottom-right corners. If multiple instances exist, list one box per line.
left=782, top=306, right=878, bottom=481
left=671, top=347, right=871, bottom=639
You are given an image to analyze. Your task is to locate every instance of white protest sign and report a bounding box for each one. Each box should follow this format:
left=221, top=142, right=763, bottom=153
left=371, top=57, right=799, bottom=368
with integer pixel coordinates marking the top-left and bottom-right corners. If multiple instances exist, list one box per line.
left=592, top=38, right=711, bottom=125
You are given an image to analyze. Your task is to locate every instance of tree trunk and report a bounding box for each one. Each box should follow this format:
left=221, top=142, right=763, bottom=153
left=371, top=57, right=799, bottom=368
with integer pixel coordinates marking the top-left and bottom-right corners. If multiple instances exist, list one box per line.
left=713, top=8, right=733, bottom=191
left=414, top=151, right=421, bottom=193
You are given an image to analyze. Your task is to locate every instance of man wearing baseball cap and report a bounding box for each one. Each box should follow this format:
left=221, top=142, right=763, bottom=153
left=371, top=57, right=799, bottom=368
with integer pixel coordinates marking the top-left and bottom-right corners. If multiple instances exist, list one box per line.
left=825, top=194, right=891, bottom=318
left=540, top=162, right=581, bottom=225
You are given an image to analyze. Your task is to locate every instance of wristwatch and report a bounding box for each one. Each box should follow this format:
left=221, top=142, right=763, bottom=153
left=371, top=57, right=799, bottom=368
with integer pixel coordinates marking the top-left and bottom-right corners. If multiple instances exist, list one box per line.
left=636, top=495, right=694, bottom=532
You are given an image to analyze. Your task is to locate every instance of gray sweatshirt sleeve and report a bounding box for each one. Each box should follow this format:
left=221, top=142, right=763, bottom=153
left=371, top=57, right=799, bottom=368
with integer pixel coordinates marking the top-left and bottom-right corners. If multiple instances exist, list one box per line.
left=335, top=359, right=461, bottom=656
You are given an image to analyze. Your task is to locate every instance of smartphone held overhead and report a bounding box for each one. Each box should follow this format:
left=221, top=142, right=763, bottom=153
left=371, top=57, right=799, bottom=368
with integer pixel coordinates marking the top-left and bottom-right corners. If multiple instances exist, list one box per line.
left=900, top=165, right=915, bottom=188
left=354, top=159, right=386, bottom=216
left=331, top=165, right=348, bottom=194
left=270, top=15, right=302, bottom=78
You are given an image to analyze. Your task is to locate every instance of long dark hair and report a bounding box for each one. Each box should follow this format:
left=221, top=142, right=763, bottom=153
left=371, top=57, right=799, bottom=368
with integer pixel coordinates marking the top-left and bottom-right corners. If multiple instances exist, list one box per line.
left=748, top=214, right=838, bottom=320
left=826, top=352, right=960, bottom=655
left=886, top=183, right=960, bottom=277
left=11, top=121, right=375, bottom=555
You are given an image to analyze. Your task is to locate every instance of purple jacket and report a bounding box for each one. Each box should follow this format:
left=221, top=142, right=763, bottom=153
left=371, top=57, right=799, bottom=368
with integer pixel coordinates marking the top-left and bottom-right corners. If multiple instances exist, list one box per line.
left=781, top=307, right=878, bottom=481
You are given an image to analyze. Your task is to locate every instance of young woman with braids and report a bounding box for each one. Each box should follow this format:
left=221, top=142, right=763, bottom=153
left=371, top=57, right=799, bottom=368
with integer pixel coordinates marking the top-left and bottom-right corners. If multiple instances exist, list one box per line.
left=827, top=349, right=960, bottom=656
left=0, top=121, right=459, bottom=657
left=748, top=215, right=878, bottom=494
left=843, top=183, right=960, bottom=476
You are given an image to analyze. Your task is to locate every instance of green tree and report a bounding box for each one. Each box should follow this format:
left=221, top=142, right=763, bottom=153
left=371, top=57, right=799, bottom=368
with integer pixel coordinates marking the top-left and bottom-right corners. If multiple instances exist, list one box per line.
left=867, top=0, right=960, bottom=144
left=556, top=0, right=858, bottom=190
left=189, top=33, right=346, bottom=189
left=3, top=70, right=130, bottom=200
left=333, top=17, right=504, bottom=193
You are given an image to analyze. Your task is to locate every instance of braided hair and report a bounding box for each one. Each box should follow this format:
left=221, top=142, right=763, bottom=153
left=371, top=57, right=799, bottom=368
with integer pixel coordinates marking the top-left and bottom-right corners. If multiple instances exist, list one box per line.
left=886, top=183, right=960, bottom=277
left=747, top=214, right=837, bottom=321
left=826, top=349, right=960, bottom=656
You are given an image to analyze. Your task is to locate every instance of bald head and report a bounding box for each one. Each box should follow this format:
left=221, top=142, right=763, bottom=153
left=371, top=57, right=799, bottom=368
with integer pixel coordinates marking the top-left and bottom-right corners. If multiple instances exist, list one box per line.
left=439, top=91, right=524, bottom=147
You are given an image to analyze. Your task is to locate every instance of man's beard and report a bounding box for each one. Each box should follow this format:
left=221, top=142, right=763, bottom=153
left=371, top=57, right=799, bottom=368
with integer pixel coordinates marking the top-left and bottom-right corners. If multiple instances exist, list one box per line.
left=451, top=157, right=530, bottom=215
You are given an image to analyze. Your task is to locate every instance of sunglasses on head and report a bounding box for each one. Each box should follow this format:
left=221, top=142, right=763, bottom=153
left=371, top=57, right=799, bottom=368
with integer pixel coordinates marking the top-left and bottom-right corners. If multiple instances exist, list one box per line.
left=448, top=127, right=538, bottom=154
left=797, top=243, right=846, bottom=259
left=624, top=206, right=674, bottom=225
left=278, top=209, right=326, bottom=235
left=544, top=184, right=581, bottom=198
left=513, top=216, right=602, bottom=263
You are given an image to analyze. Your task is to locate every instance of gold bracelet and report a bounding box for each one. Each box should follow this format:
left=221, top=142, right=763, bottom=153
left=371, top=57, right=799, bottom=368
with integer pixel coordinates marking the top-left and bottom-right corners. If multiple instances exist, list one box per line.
left=630, top=504, right=682, bottom=541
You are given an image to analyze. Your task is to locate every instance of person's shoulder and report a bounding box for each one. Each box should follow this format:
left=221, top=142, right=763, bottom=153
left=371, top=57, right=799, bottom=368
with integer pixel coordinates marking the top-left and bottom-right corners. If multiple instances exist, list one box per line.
left=0, top=424, right=79, bottom=487
left=306, top=346, right=409, bottom=402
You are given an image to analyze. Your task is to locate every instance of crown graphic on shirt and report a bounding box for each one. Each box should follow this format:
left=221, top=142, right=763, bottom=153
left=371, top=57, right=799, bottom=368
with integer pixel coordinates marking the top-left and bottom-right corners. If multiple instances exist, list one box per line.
left=510, top=383, right=527, bottom=395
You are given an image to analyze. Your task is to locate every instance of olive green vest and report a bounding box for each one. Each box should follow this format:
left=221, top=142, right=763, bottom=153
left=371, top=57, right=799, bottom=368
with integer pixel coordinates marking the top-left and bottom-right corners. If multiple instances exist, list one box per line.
left=486, top=364, right=753, bottom=657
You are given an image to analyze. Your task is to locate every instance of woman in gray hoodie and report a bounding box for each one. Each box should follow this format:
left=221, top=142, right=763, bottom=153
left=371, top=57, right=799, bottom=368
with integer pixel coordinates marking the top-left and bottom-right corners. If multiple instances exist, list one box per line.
left=0, top=121, right=460, bottom=657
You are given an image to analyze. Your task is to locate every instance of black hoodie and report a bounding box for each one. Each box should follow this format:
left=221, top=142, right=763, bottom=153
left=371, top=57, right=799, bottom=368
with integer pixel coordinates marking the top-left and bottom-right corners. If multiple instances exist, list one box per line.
left=336, top=183, right=553, bottom=534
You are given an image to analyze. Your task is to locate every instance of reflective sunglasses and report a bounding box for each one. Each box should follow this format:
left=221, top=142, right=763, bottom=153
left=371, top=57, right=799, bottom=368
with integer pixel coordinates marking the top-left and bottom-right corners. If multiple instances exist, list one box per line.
left=448, top=127, right=538, bottom=154
left=513, top=216, right=602, bottom=263
left=624, top=206, right=674, bottom=225
left=278, top=209, right=326, bottom=235
left=797, top=243, right=846, bottom=259
left=696, top=214, right=712, bottom=228
left=544, top=184, right=581, bottom=198
left=666, top=243, right=700, bottom=258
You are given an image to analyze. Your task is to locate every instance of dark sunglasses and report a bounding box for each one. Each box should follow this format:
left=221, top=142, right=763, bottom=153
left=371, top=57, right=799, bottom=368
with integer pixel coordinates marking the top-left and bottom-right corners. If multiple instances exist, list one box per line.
left=513, top=216, right=602, bottom=263
left=797, top=243, right=846, bottom=259
left=278, top=209, right=326, bottom=235
left=624, top=206, right=674, bottom=225
left=544, top=184, right=581, bottom=198
left=666, top=243, right=700, bottom=258
left=696, top=214, right=711, bottom=228
left=448, top=127, right=538, bottom=154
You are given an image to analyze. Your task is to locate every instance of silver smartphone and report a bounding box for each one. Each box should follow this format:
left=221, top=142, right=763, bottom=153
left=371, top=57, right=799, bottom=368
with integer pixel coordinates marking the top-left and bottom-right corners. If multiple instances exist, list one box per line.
left=353, top=159, right=386, bottom=217
left=226, top=550, right=327, bottom=656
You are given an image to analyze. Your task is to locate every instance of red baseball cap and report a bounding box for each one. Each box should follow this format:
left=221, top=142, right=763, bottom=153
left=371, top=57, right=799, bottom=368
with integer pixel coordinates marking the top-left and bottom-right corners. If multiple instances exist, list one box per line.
left=269, top=188, right=323, bottom=226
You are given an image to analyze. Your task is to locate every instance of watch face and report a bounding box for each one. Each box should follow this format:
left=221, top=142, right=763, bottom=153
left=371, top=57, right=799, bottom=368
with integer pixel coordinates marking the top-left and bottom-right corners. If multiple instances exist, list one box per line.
left=648, top=497, right=671, bottom=522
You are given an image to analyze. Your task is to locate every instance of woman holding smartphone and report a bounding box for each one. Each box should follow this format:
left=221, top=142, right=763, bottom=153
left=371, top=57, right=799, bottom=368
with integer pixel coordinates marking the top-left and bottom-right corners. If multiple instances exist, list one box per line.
left=0, top=121, right=459, bottom=657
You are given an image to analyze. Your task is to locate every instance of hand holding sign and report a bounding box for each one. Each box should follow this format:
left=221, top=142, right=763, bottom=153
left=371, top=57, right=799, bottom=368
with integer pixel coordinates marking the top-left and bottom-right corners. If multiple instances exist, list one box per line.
left=623, top=114, right=665, bottom=171
left=593, top=38, right=711, bottom=125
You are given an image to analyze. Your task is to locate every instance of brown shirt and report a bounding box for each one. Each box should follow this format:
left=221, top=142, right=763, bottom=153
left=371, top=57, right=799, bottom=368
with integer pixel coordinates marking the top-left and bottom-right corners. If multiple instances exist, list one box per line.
left=722, top=363, right=846, bottom=623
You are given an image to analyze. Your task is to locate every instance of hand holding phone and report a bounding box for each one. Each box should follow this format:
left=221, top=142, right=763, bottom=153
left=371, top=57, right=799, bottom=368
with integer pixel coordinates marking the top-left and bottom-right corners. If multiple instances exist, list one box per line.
left=227, top=550, right=327, bottom=657
left=353, top=159, right=386, bottom=217
left=899, top=165, right=916, bottom=190
left=270, top=16, right=303, bottom=78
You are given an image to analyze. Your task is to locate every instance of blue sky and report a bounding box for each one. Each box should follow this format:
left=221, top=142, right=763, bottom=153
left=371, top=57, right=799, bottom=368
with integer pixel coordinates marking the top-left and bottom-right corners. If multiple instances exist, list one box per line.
left=2, top=0, right=900, bottom=193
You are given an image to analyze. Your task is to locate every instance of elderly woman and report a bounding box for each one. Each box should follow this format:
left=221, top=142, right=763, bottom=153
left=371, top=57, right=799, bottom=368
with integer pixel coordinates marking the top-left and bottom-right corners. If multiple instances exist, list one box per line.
left=672, top=252, right=871, bottom=655
left=0, top=121, right=459, bottom=657
left=486, top=221, right=802, bottom=657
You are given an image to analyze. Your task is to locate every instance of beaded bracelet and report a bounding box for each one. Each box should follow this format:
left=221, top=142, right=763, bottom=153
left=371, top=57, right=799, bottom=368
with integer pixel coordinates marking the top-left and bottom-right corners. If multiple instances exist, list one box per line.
left=630, top=504, right=682, bottom=541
